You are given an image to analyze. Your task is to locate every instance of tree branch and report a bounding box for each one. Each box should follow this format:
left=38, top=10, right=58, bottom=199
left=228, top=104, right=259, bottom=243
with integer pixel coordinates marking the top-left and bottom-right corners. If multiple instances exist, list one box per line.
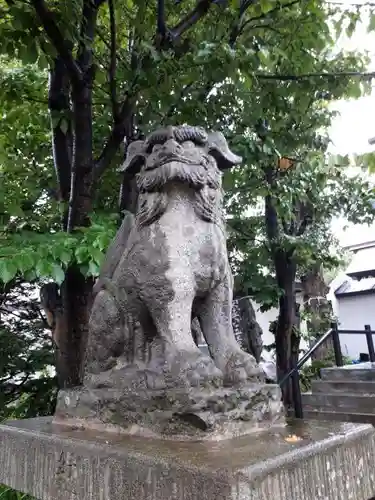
left=324, top=1, right=375, bottom=6
left=296, top=216, right=310, bottom=236
left=169, top=0, right=213, bottom=40
left=108, top=0, right=119, bottom=121
left=264, top=165, right=280, bottom=245
left=230, top=0, right=301, bottom=45
left=93, top=44, right=139, bottom=181
left=245, top=0, right=300, bottom=26
left=93, top=97, right=134, bottom=180
left=48, top=56, right=72, bottom=214
left=281, top=217, right=291, bottom=235
left=96, top=25, right=130, bottom=69
left=32, top=0, right=82, bottom=84
left=256, top=70, right=375, bottom=81
left=77, top=0, right=100, bottom=71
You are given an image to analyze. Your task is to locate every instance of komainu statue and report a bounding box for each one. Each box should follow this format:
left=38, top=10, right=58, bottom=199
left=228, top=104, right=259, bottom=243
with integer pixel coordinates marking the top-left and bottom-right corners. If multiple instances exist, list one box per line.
left=54, top=125, right=283, bottom=439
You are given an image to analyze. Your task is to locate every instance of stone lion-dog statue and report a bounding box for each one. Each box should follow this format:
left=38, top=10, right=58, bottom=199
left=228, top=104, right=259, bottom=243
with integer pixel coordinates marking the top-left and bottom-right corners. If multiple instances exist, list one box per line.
left=54, top=126, right=282, bottom=438
left=86, top=124, right=261, bottom=387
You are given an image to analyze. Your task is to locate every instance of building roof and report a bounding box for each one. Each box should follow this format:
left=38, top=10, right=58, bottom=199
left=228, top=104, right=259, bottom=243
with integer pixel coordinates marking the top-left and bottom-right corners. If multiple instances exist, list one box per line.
left=343, top=240, right=375, bottom=252
left=335, top=276, right=375, bottom=297
left=345, top=246, right=375, bottom=279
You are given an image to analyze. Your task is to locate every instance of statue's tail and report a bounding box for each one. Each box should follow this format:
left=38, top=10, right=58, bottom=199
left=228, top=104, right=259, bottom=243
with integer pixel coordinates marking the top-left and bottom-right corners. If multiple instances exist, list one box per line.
left=93, top=212, right=135, bottom=295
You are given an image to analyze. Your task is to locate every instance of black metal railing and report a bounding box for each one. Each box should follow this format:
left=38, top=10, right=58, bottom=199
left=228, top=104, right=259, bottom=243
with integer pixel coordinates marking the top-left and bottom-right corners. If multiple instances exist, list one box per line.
left=279, top=322, right=375, bottom=419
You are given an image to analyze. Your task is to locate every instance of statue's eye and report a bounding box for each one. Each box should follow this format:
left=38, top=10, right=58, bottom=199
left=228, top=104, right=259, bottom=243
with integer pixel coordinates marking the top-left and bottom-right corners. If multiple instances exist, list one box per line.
left=183, top=141, right=195, bottom=149
left=152, top=144, right=162, bottom=153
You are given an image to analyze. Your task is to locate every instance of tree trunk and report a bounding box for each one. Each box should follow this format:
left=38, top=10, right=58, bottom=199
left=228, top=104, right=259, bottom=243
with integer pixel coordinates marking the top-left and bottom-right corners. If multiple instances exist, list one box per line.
left=274, top=252, right=296, bottom=410
left=47, top=49, right=96, bottom=388
left=264, top=165, right=300, bottom=409
left=68, top=77, right=94, bottom=229
left=57, top=0, right=99, bottom=387
left=290, top=302, right=301, bottom=372
left=41, top=2, right=141, bottom=388
left=59, top=267, right=94, bottom=387
left=48, top=56, right=72, bottom=216
left=55, top=71, right=95, bottom=386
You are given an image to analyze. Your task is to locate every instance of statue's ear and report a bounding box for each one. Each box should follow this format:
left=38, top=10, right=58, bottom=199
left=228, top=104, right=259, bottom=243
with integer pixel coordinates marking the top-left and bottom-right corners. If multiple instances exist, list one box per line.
left=117, top=140, right=145, bottom=175
left=207, top=131, right=242, bottom=170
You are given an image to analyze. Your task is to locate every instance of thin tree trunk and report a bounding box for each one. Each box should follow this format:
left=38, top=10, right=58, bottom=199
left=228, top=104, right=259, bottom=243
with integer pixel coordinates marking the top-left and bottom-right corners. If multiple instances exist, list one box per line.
left=274, top=252, right=297, bottom=409
left=264, top=165, right=299, bottom=408
left=45, top=2, right=98, bottom=387
left=57, top=79, right=95, bottom=386
left=59, top=267, right=94, bottom=387
left=290, top=302, right=301, bottom=370
left=48, top=56, right=72, bottom=216
left=56, top=1, right=99, bottom=387
left=47, top=65, right=95, bottom=387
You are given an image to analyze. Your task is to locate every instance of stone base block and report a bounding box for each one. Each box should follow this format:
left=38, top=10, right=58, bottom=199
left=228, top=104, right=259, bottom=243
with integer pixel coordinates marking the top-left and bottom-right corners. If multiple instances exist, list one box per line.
left=1, top=417, right=375, bottom=500
left=54, top=382, right=283, bottom=440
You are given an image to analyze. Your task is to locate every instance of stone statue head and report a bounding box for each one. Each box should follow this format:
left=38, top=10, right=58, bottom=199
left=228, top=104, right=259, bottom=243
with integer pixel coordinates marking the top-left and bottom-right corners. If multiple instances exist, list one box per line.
left=118, top=125, right=241, bottom=226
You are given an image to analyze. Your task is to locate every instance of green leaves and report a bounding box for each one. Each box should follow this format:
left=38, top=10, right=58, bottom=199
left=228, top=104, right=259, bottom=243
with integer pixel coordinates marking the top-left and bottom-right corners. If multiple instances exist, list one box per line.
left=0, top=0, right=372, bottom=311
left=353, top=152, right=375, bottom=174
left=368, top=13, right=375, bottom=33
left=0, top=215, right=117, bottom=284
left=0, top=259, right=17, bottom=284
left=51, top=264, right=65, bottom=284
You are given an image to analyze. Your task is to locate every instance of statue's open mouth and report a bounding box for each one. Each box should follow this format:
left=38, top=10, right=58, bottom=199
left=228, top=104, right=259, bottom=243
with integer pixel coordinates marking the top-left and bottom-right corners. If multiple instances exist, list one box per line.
left=150, top=154, right=199, bottom=169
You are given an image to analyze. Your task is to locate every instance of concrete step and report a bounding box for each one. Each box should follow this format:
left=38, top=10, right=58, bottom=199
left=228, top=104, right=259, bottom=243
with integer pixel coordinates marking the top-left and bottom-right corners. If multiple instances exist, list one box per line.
left=304, top=409, right=375, bottom=426
left=311, top=380, right=375, bottom=395
left=320, top=365, right=375, bottom=382
left=302, top=392, right=375, bottom=414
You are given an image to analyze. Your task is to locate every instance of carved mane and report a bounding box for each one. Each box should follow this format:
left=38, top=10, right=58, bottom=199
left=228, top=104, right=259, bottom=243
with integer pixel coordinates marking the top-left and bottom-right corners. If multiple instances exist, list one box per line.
left=118, top=125, right=241, bottom=228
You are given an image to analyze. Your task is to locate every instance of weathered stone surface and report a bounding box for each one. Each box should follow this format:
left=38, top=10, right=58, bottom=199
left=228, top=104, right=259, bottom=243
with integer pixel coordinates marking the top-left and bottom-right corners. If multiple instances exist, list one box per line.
left=55, top=382, right=283, bottom=440
left=92, top=211, right=135, bottom=296
left=86, top=125, right=261, bottom=385
left=232, top=297, right=263, bottom=362
left=54, top=125, right=282, bottom=439
left=1, top=417, right=375, bottom=500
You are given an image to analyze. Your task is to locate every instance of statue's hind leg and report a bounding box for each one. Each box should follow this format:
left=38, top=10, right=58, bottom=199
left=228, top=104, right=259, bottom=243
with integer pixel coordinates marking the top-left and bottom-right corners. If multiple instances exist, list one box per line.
left=84, top=289, right=124, bottom=378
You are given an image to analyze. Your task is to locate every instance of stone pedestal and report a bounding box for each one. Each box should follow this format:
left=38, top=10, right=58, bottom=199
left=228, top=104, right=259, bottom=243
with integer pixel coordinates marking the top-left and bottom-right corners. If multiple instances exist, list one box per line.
left=54, top=382, right=283, bottom=441
left=1, top=417, right=375, bottom=500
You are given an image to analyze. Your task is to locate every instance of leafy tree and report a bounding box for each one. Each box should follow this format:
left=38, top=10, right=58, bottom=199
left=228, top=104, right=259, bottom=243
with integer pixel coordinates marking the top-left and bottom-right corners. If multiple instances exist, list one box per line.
left=1, top=0, right=277, bottom=387
left=0, top=280, right=56, bottom=421
left=227, top=107, right=374, bottom=406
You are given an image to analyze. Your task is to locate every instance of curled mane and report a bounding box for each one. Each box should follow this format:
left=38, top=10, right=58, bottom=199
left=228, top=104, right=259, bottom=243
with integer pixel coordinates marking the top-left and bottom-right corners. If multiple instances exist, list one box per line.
left=135, top=159, right=224, bottom=227
left=121, top=125, right=240, bottom=229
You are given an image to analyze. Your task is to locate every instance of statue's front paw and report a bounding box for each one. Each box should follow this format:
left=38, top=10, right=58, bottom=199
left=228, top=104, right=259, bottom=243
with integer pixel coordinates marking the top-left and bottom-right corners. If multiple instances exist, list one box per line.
left=167, top=350, right=223, bottom=388
left=187, top=353, right=223, bottom=388
left=222, top=349, right=264, bottom=386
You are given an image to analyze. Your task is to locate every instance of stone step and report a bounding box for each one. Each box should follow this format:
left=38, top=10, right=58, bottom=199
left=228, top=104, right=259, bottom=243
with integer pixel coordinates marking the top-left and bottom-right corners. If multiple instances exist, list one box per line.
left=302, top=392, right=375, bottom=414
left=320, top=365, right=375, bottom=382
left=304, top=409, right=375, bottom=426
left=311, top=380, right=375, bottom=395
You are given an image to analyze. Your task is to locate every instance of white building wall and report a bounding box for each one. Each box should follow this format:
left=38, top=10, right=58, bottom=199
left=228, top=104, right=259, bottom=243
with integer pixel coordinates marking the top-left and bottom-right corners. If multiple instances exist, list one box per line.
left=335, top=294, right=375, bottom=359
left=251, top=291, right=309, bottom=362
left=327, top=272, right=348, bottom=318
